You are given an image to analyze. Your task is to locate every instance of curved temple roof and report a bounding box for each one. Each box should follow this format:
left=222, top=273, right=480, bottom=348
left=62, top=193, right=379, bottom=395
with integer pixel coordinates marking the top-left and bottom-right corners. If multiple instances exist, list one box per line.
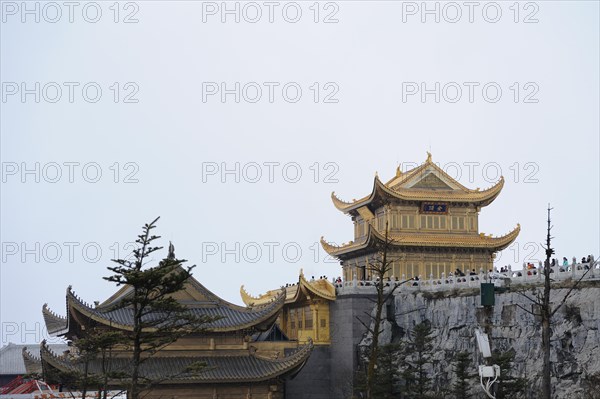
left=240, top=270, right=336, bottom=307
left=40, top=339, right=313, bottom=384
left=331, top=154, right=504, bottom=213
left=22, top=347, right=43, bottom=375
left=42, top=303, right=69, bottom=336
left=43, top=273, right=286, bottom=336
left=321, top=223, right=521, bottom=258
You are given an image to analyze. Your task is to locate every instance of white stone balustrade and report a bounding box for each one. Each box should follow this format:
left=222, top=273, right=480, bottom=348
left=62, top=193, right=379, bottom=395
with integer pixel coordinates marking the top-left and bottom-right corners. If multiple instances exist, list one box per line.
left=334, top=259, right=599, bottom=296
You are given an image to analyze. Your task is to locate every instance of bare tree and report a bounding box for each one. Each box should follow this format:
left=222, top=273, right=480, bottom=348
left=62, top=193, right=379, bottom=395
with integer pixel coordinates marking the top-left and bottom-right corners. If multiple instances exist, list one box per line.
left=515, top=205, right=592, bottom=399
left=356, top=222, right=412, bottom=399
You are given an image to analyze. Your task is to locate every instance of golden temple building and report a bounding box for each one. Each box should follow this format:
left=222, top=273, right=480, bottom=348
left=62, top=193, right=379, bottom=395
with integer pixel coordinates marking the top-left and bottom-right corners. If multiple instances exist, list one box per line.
left=241, top=270, right=336, bottom=346
left=321, top=153, right=520, bottom=281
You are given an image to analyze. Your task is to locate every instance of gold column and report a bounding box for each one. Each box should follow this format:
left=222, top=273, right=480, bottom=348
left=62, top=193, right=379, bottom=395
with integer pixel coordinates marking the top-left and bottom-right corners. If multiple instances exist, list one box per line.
left=312, top=305, right=318, bottom=342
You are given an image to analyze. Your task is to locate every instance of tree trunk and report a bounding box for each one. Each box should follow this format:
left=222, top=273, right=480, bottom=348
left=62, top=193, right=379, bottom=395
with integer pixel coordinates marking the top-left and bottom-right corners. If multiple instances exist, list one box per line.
left=541, top=262, right=552, bottom=399
left=102, top=349, right=108, bottom=399
left=541, top=204, right=554, bottom=399
left=81, top=360, right=89, bottom=399
left=130, top=302, right=142, bottom=399
left=366, top=272, right=385, bottom=399
left=366, top=229, right=388, bottom=399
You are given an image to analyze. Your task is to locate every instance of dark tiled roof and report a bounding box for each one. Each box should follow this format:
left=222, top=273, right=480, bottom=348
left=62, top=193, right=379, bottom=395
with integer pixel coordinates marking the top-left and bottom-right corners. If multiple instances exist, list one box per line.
left=0, top=343, right=69, bottom=375
left=43, top=272, right=286, bottom=336
left=42, top=304, right=68, bottom=335
left=252, top=324, right=289, bottom=342
left=67, top=286, right=284, bottom=332
left=41, top=340, right=312, bottom=384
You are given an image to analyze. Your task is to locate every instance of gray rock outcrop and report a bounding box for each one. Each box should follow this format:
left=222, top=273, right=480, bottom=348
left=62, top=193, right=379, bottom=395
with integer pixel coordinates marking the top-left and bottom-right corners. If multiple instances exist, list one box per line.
left=358, top=285, right=600, bottom=398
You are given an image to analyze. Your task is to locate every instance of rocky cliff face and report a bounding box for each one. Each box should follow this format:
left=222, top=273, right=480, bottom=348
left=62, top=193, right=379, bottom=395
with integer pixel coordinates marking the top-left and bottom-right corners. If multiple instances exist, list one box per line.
left=361, top=284, right=600, bottom=398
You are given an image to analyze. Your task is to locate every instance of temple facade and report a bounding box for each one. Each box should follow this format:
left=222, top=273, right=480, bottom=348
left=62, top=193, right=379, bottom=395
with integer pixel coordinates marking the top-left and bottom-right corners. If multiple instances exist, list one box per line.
left=241, top=270, right=336, bottom=346
left=321, top=153, right=520, bottom=281
left=39, top=265, right=312, bottom=399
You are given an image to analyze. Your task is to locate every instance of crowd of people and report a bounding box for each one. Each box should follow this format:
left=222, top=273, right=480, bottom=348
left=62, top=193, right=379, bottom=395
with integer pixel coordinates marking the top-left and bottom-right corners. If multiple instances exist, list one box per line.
left=494, top=254, right=596, bottom=278
left=326, top=254, right=596, bottom=288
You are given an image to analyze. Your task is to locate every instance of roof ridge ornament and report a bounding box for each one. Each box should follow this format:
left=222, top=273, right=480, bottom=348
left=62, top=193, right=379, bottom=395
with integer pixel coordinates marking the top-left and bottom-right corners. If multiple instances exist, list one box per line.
left=426, top=151, right=432, bottom=163
left=168, top=241, right=175, bottom=260
left=396, top=165, right=402, bottom=177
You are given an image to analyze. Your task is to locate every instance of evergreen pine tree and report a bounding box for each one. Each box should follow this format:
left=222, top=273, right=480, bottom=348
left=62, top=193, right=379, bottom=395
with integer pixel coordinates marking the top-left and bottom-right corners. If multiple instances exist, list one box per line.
left=400, top=321, right=435, bottom=399
left=372, top=343, right=401, bottom=399
left=450, top=351, right=472, bottom=399
left=492, top=350, right=527, bottom=399
left=104, top=217, right=219, bottom=399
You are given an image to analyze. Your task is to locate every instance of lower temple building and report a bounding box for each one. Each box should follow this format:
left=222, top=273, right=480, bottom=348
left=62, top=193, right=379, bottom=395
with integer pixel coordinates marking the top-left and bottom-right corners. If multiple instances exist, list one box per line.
left=39, top=265, right=312, bottom=399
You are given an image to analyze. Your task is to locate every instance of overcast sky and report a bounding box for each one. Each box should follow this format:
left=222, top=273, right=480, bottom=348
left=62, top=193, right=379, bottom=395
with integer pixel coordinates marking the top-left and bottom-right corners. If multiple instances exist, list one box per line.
left=1, top=1, right=598, bottom=344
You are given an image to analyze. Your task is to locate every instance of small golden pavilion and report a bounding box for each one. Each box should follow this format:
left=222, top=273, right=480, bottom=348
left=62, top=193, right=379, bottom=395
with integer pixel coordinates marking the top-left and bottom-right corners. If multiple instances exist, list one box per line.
left=320, top=153, right=520, bottom=281
left=241, top=270, right=336, bottom=346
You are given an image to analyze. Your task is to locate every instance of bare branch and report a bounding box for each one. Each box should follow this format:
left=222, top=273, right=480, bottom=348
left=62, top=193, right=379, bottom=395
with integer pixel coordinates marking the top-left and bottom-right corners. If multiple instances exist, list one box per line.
left=517, top=290, right=541, bottom=305
left=356, top=316, right=375, bottom=335
left=515, top=303, right=539, bottom=316
left=550, top=264, right=594, bottom=317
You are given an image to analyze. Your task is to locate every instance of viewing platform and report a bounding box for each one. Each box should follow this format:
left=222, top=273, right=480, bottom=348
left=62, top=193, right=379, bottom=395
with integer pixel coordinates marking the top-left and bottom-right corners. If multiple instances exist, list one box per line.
left=334, top=258, right=599, bottom=296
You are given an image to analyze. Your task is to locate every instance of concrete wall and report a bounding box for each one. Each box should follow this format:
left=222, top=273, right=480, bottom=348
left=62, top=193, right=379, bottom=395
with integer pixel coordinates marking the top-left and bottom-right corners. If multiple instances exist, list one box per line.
left=328, top=294, right=376, bottom=399
left=285, top=294, right=376, bottom=399
left=285, top=345, right=331, bottom=399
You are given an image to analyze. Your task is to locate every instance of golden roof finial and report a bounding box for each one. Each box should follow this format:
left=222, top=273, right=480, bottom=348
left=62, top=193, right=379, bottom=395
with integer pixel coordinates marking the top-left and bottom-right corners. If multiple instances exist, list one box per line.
left=426, top=151, right=432, bottom=163
left=396, top=165, right=402, bottom=177
left=375, top=171, right=379, bottom=178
